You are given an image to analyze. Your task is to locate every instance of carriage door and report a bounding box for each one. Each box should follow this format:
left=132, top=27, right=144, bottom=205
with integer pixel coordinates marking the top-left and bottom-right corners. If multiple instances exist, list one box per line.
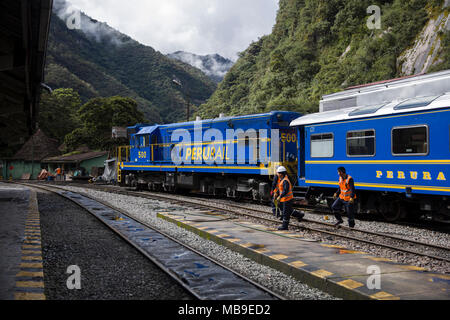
left=298, top=127, right=306, bottom=179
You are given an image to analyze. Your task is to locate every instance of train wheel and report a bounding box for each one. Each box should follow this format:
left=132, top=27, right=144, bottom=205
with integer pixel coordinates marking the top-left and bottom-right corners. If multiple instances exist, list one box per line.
left=379, top=201, right=406, bottom=222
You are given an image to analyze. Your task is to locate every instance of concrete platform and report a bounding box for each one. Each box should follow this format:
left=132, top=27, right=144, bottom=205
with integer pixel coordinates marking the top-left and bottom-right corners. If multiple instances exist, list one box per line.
left=0, top=183, right=45, bottom=300
left=158, top=210, right=450, bottom=300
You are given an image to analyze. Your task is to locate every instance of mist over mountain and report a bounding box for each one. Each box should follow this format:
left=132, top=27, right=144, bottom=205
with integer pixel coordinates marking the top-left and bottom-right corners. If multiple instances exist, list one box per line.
left=167, top=51, right=235, bottom=83
left=45, top=0, right=217, bottom=124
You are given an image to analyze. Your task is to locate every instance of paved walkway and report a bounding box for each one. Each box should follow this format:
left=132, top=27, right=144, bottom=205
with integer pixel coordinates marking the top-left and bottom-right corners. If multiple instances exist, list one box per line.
left=158, top=210, right=450, bottom=300
left=0, top=183, right=45, bottom=300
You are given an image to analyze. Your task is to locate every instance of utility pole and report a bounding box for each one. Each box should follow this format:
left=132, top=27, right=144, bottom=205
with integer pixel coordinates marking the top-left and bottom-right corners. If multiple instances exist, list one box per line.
left=172, top=78, right=190, bottom=122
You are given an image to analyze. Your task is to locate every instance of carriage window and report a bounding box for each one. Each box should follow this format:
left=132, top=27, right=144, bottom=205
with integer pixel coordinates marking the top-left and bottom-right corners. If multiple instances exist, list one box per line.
left=311, top=133, right=334, bottom=158
left=392, top=126, right=428, bottom=155
left=347, top=130, right=375, bottom=156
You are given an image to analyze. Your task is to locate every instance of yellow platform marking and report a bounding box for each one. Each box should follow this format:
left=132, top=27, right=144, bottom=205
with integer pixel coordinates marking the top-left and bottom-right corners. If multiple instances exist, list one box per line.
left=339, top=249, right=366, bottom=255
left=321, top=244, right=343, bottom=249
left=14, top=292, right=46, bottom=300
left=254, top=248, right=270, bottom=253
left=197, top=226, right=210, bottom=230
left=289, top=234, right=304, bottom=238
left=16, top=281, right=45, bottom=288
left=217, top=234, right=230, bottom=238
left=368, top=257, right=392, bottom=262
left=429, top=274, right=450, bottom=280
left=228, top=238, right=241, bottom=243
left=20, top=262, right=43, bottom=269
left=399, top=265, right=426, bottom=271
left=289, top=261, right=307, bottom=268
left=270, top=254, right=289, bottom=261
left=22, top=245, right=41, bottom=249
left=370, top=291, right=400, bottom=300
left=208, top=229, right=220, bottom=234
left=241, top=243, right=254, bottom=248
left=22, top=250, right=41, bottom=255
left=338, top=279, right=364, bottom=290
left=311, top=269, right=333, bottom=279
left=16, top=271, right=44, bottom=278
left=22, top=256, right=42, bottom=261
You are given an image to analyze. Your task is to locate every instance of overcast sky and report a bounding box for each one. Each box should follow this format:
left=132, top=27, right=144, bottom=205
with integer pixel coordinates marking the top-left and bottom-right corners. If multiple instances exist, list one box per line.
left=65, top=0, right=279, bottom=60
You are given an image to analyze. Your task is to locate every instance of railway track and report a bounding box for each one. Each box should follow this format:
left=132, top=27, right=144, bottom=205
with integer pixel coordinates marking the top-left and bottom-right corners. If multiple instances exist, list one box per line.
left=27, top=182, right=450, bottom=264
left=19, top=183, right=284, bottom=301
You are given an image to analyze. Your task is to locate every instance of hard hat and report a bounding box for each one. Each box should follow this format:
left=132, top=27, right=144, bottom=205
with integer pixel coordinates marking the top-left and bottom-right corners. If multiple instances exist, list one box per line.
left=277, top=166, right=287, bottom=173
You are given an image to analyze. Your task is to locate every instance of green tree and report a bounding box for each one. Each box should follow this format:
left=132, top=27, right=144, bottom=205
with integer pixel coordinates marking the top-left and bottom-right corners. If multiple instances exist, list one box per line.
left=38, top=88, right=82, bottom=142
left=65, top=96, right=145, bottom=151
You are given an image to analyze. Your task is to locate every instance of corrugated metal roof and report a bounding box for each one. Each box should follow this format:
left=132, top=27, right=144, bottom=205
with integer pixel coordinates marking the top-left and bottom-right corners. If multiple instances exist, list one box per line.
left=320, top=69, right=450, bottom=112
left=290, top=92, right=450, bottom=127
left=43, top=151, right=108, bottom=163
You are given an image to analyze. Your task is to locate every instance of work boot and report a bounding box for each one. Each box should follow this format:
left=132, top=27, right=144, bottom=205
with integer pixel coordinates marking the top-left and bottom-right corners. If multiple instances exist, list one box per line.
left=292, top=210, right=305, bottom=222
left=334, top=220, right=344, bottom=227
left=278, top=220, right=289, bottom=230
left=348, top=221, right=355, bottom=229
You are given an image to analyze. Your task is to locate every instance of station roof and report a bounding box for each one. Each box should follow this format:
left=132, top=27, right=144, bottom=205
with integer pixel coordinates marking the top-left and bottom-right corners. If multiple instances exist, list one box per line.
left=43, top=151, right=108, bottom=164
left=12, top=129, right=59, bottom=161
left=0, top=0, right=53, bottom=156
left=290, top=92, right=450, bottom=127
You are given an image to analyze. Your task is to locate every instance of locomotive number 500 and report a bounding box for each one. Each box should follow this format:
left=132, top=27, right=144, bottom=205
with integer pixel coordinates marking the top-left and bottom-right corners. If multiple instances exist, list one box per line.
left=281, top=133, right=297, bottom=143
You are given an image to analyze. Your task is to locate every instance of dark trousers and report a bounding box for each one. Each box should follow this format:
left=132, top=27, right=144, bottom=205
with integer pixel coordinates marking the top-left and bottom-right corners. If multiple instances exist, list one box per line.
left=271, top=199, right=280, bottom=216
left=332, top=198, right=355, bottom=225
left=281, top=200, right=294, bottom=222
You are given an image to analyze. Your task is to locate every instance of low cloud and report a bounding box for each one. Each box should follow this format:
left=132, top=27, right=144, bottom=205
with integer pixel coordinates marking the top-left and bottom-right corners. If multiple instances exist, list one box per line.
left=60, top=0, right=279, bottom=60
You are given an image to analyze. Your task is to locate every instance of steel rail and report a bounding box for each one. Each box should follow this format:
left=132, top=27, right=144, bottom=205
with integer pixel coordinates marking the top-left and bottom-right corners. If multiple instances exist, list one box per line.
left=64, top=184, right=449, bottom=264
left=19, top=182, right=284, bottom=300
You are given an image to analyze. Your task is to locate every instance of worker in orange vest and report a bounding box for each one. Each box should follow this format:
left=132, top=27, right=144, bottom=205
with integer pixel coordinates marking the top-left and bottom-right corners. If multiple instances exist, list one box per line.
left=332, top=167, right=356, bottom=228
left=273, top=166, right=304, bottom=230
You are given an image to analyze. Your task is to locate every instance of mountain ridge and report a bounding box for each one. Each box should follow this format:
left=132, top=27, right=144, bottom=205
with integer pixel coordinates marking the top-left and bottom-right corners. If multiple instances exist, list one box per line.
left=45, top=0, right=217, bottom=124
left=197, top=0, right=450, bottom=119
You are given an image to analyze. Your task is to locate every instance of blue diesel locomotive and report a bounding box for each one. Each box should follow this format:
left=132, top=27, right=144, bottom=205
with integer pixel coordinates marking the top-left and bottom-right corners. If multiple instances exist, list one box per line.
left=291, top=93, right=450, bottom=221
left=118, top=111, right=300, bottom=202
left=118, top=71, right=450, bottom=222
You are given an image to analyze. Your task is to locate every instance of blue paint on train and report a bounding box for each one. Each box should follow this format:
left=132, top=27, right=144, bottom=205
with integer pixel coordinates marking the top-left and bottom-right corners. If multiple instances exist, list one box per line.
left=296, top=108, right=450, bottom=196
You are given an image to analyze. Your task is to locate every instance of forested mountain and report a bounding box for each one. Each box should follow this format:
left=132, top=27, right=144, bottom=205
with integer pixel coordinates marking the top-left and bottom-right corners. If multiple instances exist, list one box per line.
left=167, top=51, right=235, bottom=83
left=197, top=0, right=450, bottom=118
left=45, top=0, right=217, bottom=124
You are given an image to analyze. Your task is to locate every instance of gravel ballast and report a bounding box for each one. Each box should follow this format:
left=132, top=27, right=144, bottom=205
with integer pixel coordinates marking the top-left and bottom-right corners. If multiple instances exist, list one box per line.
left=38, top=192, right=193, bottom=300
left=56, top=186, right=338, bottom=300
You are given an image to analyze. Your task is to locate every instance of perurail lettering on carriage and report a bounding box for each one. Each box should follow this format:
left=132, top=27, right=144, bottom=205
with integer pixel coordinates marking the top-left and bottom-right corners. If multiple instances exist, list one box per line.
left=376, top=170, right=447, bottom=181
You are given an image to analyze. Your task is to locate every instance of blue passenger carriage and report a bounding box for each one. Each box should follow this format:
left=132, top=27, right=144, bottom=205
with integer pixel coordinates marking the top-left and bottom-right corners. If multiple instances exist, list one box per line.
left=118, top=111, right=300, bottom=201
left=291, top=93, right=450, bottom=221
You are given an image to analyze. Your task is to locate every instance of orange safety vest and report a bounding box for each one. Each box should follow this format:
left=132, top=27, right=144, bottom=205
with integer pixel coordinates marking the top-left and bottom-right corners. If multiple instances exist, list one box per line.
left=339, top=175, right=355, bottom=201
left=56, top=168, right=61, bottom=175
left=277, top=176, right=294, bottom=203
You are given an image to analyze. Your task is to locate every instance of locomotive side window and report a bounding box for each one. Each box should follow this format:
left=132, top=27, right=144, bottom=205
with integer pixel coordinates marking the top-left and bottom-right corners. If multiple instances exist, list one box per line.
left=311, top=133, right=334, bottom=158
left=392, top=125, right=428, bottom=155
left=346, top=130, right=375, bottom=157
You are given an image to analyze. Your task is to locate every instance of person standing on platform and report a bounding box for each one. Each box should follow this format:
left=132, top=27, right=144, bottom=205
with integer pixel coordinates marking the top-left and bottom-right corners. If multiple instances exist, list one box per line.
left=332, top=167, right=356, bottom=228
left=274, top=166, right=304, bottom=230
left=271, top=173, right=281, bottom=219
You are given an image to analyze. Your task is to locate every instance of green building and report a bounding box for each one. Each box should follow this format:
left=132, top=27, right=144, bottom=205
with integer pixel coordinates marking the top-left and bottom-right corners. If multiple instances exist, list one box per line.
left=1, top=129, right=60, bottom=180
left=42, top=151, right=109, bottom=178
